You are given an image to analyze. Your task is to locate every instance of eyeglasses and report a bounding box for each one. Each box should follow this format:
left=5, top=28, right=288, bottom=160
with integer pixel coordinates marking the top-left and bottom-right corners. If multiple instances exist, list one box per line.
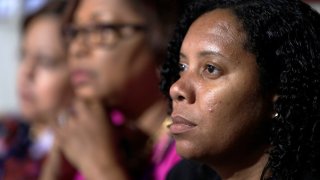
left=63, top=23, right=147, bottom=47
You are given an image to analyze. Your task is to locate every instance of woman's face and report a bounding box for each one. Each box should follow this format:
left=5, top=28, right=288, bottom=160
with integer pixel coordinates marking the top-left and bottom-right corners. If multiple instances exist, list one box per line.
left=169, top=9, right=274, bottom=164
left=69, top=0, right=158, bottom=106
left=18, top=16, right=69, bottom=122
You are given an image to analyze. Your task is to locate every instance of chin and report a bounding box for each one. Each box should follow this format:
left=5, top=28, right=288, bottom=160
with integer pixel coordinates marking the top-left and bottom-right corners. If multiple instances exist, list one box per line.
left=20, top=106, right=35, bottom=119
left=75, top=87, right=99, bottom=99
left=176, top=139, right=204, bottom=160
left=21, top=111, right=39, bottom=122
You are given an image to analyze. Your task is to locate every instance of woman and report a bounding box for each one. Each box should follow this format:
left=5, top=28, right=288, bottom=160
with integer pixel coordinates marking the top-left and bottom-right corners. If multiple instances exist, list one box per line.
left=0, top=1, right=75, bottom=179
left=161, top=0, right=320, bottom=179
left=53, top=0, right=182, bottom=179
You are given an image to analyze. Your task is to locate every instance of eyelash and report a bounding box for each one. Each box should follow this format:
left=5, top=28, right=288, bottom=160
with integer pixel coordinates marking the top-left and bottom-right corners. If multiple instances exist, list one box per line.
left=178, top=63, right=187, bottom=72
left=19, top=56, right=60, bottom=70
left=178, top=63, right=222, bottom=78
left=204, top=64, right=220, bottom=74
left=38, top=57, right=59, bottom=68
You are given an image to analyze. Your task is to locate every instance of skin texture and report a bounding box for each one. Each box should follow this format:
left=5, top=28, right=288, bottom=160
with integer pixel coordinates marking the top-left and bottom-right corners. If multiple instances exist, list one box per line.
left=18, top=15, right=69, bottom=124
left=169, top=9, right=274, bottom=179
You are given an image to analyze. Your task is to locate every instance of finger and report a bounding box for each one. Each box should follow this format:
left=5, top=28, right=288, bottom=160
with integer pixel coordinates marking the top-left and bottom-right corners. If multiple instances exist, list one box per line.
left=54, top=111, right=77, bottom=147
left=58, top=75, right=76, bottom=107
left=72, top=98, right=89, bottom=122
left=75, top=93, right=99, bottom=106
left=53, top=109, right=70, bottom=128
left=50, top=92, right=76, bottom=130
left=52, top=107, right=76, bottom=139
left=73, top=93, right=105, bottom=111
left=87, top=98, right=105, bottom=116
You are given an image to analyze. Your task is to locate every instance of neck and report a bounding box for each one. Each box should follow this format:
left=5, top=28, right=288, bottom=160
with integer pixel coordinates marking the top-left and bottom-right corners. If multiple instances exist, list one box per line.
left=29, top=117, right=50, bottom=140
left=211, top=145, right=269, bottom=180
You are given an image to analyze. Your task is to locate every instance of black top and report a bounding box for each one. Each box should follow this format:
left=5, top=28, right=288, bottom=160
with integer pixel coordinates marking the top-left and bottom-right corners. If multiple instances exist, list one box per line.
left=166, top=159, right=220, bottom=180
left=167, top=159, right=320, bottom=180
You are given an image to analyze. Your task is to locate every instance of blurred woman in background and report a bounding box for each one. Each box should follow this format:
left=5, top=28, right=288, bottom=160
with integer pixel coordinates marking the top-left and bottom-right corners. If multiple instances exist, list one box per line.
left=50, top=0, right=182, bottom=179
left=0, top=1, right=75, bottom=179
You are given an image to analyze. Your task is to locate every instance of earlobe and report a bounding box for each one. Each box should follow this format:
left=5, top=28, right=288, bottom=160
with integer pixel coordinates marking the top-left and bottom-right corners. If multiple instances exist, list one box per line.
left=272, top=112, right=279, bottom=119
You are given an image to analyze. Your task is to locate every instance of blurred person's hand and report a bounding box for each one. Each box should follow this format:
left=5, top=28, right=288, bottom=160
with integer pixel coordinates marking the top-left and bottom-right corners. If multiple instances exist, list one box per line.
left=39, top=141, right=61, bottom=180
left=54, top=98, right=129, bottom=180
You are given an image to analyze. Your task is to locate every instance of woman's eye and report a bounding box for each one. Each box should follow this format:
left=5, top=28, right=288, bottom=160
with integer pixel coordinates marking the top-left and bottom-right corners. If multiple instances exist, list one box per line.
left=37, top=56, right=60, bottom=69
left=204, top=64, right=221, bottom=77
left=178, top=63, right=187, bottom=72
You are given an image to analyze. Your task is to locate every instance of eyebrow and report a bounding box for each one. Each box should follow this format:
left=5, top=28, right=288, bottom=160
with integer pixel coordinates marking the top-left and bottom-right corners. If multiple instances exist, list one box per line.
left=74, top=11, right=108, bottom=24
left=198, top=50, right=225, bottom=58
left=91, top=11, right=105, bottom=21
left=180, top=50, right=225, bottom=60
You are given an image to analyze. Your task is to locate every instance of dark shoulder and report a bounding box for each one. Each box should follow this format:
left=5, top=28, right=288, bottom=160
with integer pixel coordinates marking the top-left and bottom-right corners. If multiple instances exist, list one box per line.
left=0, top=114, right=31, bottom=157
left=166, top=159, right=220, bottom=180
left=0, top=115, right=29, bottom=136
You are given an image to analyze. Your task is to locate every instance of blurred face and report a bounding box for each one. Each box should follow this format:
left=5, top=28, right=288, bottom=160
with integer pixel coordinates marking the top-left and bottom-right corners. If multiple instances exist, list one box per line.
left=69, top=0, right=158, bottom=106
left=18, top=16, right=69, bottom=122
left=169, top=9, right=274, bottom=164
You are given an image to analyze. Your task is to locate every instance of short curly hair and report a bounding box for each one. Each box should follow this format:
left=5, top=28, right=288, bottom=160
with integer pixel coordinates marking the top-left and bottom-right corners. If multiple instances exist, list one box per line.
left=160, top=0, right=320, bottom=179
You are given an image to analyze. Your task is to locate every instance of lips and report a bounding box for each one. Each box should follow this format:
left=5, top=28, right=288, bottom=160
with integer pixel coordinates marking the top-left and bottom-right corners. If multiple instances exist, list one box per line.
left=169, top=115, right=197, bottom=134
left=70, top=69, right=93, bottom=86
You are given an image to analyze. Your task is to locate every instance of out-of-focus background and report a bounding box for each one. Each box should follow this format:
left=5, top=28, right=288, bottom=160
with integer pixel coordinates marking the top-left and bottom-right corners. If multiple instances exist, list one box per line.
left=0, top=0, right=319, bottom=114
left=0, top=0, right=48, bottom=114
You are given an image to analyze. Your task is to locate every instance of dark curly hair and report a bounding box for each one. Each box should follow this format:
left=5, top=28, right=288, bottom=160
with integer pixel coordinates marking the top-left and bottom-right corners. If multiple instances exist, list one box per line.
left=160, top=0, right=320, bottom=179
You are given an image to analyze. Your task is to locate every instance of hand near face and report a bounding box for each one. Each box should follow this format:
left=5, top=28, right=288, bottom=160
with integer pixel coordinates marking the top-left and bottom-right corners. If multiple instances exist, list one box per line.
left=39, top=140, right=61, bottom=180
left=54, top=98, right=128, bottom=180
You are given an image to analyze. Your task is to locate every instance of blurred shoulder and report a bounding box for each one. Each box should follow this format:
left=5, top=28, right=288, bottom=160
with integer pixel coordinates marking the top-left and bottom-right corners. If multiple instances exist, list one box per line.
left=0, top=113, right=29, bottom=137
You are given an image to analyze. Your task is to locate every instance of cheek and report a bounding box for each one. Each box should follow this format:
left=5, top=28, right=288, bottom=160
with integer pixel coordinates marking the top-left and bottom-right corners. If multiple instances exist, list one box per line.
left=35, top=72, right=68, bottom=112
left=202, top=89, right=220, bottom=113
left=196, top=83, right=265, bottom=152
left=17, top=74, right=24, bottom=92
left=203, top=86, right=252, bottom=132
left=91, top=50, right=129, bottom=99
left=92, top=45, right=149, bottom=98
left=17, top=66, right=27, bottom=88
left=197, top=89, right=226, bottom=139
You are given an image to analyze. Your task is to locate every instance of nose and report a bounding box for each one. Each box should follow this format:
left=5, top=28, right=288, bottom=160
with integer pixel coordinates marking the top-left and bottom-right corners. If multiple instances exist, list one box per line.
left=169, top=73, right=196, bottom=104
left=69, top=35, right=90, bottom=61
left=21, top=57, right=36, bottom=80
